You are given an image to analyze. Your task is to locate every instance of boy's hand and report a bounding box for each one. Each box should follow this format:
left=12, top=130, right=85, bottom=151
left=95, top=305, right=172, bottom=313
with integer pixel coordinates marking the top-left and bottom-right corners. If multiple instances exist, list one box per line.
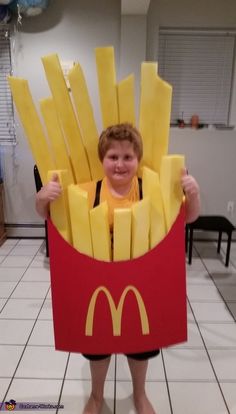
left=38, top=173, right=62, bottom=203
left=181, top=168, right=199, bottom=199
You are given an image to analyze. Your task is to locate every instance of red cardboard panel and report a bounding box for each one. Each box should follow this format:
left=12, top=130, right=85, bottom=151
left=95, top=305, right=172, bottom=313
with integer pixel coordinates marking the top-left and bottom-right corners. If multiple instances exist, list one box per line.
left=48, top=205, right=187, bottom=354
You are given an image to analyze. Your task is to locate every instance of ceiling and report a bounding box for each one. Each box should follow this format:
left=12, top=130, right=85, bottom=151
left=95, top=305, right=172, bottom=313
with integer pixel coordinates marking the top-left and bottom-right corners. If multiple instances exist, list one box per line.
left=121, top=0, right=150, bottom=15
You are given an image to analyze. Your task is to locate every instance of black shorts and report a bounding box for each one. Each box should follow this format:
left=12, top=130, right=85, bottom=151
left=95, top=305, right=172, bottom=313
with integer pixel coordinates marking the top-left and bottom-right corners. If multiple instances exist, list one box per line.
left=83, top=349, right=160, bottom=361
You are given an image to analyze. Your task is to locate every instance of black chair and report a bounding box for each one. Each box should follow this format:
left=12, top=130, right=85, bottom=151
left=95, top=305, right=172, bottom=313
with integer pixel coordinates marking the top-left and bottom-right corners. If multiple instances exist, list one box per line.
left=186, top=215, right=235, bottom=267
left=33, top=165, right=49, bottom=257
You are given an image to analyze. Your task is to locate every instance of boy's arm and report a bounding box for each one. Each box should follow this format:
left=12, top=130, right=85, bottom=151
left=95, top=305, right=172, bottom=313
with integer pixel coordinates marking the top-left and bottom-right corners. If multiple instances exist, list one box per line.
left=181, top=169, right=200, bottom=223
left=35, top=174, right=62, bottom=219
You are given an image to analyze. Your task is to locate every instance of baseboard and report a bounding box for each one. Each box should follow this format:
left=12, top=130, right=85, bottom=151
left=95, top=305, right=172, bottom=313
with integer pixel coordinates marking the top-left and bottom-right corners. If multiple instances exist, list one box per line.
left=5, top=223, right=46, bottom=238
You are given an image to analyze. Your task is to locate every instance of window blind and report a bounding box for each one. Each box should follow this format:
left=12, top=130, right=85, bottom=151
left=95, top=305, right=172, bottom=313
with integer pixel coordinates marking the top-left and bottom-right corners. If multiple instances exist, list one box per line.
left=0, top=25, right=16, bottom=144
left=158, top=31, right=235, bottom=126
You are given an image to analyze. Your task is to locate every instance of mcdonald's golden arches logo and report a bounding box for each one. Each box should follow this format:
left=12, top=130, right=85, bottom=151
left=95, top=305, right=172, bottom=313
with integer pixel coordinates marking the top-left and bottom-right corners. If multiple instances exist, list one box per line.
left=85, top=285, right=150, bottom=336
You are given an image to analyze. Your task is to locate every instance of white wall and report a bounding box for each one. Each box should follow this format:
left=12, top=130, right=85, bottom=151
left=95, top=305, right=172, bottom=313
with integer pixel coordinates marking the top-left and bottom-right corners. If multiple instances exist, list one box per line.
left=120, top=15, right=147, bottom=120
left=3, top=0, right=120, bottom=235
left=147, top=0, right=236, bottom=225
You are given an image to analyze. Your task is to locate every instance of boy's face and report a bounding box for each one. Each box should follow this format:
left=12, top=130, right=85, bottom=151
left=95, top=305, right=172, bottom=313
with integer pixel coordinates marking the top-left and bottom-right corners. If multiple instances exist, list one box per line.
left=102, top=140, right=139, bottom=188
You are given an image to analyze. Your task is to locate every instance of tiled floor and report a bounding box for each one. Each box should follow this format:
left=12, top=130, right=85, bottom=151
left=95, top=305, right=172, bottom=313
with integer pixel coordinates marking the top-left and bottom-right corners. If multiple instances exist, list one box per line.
left=0, top=238, right=236, bottom=413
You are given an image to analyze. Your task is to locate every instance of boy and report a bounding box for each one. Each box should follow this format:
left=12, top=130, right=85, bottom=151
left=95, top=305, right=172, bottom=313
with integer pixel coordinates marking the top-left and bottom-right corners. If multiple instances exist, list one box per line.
left=36, top=123, right=200, bottom=414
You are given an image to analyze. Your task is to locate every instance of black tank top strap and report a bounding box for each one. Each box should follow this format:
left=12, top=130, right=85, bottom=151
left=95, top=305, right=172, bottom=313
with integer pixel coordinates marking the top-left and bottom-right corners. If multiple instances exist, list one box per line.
left=93, top=177, right=142, bottom=208
left=93, top=180, right=102, bottom=208
left=138, top=177, right=143, bottom=200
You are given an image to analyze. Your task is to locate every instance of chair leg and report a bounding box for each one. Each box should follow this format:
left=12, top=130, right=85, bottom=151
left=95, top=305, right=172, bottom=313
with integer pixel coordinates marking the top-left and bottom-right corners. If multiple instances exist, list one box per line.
left=217, top=231, right=222, bottom=253
left=225, top=231, right=232, bottom=267
left=188, top=228, right=194, bottom=264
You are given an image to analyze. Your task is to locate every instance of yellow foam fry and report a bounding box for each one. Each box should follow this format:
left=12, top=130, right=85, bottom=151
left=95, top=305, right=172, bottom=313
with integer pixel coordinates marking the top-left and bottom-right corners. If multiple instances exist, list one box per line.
left=117, top=74, right=136, bottom=125
left=47, top=169, right=72, bottom=243
left=142, top=166, right=166, bottom=248
left=139, top=63, right=158, bottom=170
left=139, top=63, right=172, bottom=174
left=8, top=77, right=54, bottom=184
left=160, top=155, right=185, bottom=232
left=152, top=76, right=172, bottom=174
left=67, top=185, right=93, bottom=257
left=113, top=208, right=132, bottom=261
left=41, top=54, right=91, bottom=183
left=90, top=202, right=111, bottom=261
left=95, top=47, right=119, bottom=128
left=40, top=98, right=74, bottom=184
left=131, top=198, right=150, bottom=259
left=68, top=63, right=103, bottom=181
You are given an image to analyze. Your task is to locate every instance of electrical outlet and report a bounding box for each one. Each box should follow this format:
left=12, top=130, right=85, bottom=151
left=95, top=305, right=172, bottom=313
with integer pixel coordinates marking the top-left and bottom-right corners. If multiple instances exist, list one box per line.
left=227, top=201, right=234, bottom=214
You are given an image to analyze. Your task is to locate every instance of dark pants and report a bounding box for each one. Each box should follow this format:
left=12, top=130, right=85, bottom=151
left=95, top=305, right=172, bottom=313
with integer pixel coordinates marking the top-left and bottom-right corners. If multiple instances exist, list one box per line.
left=83, top=349, right=160, bottom=361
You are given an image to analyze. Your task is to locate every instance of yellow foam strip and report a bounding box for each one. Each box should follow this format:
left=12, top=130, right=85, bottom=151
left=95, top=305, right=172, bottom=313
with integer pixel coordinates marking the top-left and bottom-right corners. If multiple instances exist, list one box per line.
left=139, top=63, right=172, bottom=174
left=152, top=75, right=172, bottom=174
left=40, top=98, right=74, bottom=184
left=95, top=47, right=119, bottom=128
left=160, top=155, right=185, bottom=232
left=139, top=63, right=158, bottom=170
left=41, top=54, right=91, bottom=183
left=68, top=64, right=103, bottom=181
left=142, top=166, right=166, bottom=248
left=117, top=74, right=136, bottom=125
left=68, top=185, right=93, bottom=257
left=113, top=208, right=132, bottom=261
left=90, top=202, right=111, bottom=261
left=48, top=170, right=72, bottom=243
left=131, top=198, right=150, bottom=259
left=8, top=77, right=54, bottom=184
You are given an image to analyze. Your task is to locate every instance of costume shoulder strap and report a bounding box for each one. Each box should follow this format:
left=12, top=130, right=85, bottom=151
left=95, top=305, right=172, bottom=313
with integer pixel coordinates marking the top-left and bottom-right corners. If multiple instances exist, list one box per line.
left=138, top=177, right=143, bottom=200
left=93, top=180, right=102, bottom=207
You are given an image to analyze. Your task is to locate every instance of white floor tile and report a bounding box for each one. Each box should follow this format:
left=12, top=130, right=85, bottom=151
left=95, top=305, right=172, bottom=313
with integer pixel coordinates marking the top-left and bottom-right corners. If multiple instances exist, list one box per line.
left=0, top=299, right=43, bottom=319
left=211, top=271, right=236, bottom=286
left=0, top=319, right=34, bottom=345
left=9, top=245, right=41, bottom=256
left=116, top=354, right=165, bottom=381
left=5, top=378, right=62, bottom=414
left=11, top=282, right=50, bottom=299
left=115, top=381, right=171, bottom=414
left=220, top=382, right=236, bottom=414
left=217, top=284, right=236, bottom=301
left=0, top=244, right=16, bottom=255
left=18, top=239, right=44, bottom=246
left=28, top=320, right=55, bottom=346
left=29, top=256, right=50, bottom=268
left=0, top=378, right=11, bottom=401
left=1, top=239, right=19, bottom=246
left=66, top=353, right=115, bottom=380
left=187, top=269, right=213, bottom=285
left=0, top=298, right=7, bottom=311
left=168, top=381, right=227, bottom=414
left=21, top=267, right=50, bottom=282
left=163, top=348, right=215, bottom=380
left=191, top=302, right=235, bottom=322
left=1, top=256, right=34, bottom=268
left=38, top=300, right=53, bottom=320
left=187, top=284, right=222, bottom=302
left=0, top=345, right=24, bottom=377
left=0, top=281, right=18, bottom=298
left=186, top=258, right=205, bottom=272
left=227, top=302, right=236, bottom=318
left=199, top=322, right=236, bottom=348
left=0, top=267, right=26, bottom=282
left=61, top=379, right=114, bottom=414
left=171, top=321, right=204, bottom=349
left=15, top=346, right=68, bottom=379
left=208, top=350, right=236, bottom=380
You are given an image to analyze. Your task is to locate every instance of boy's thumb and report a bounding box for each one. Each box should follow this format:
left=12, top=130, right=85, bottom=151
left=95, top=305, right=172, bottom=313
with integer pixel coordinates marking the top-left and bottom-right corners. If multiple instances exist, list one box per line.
left=51, top=173, right=59, bottom=182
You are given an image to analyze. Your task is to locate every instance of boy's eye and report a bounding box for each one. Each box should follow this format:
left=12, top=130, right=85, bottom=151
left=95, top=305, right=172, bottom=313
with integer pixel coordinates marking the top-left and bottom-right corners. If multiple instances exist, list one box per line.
left=124, top=155, right=133, bottom=161
left=109, top=155, right=118, bottom=160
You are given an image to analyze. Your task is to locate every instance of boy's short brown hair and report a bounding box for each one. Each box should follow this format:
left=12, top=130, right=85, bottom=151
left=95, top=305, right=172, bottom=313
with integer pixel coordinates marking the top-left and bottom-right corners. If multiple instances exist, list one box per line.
left=98, top=123, right=143, bottom=162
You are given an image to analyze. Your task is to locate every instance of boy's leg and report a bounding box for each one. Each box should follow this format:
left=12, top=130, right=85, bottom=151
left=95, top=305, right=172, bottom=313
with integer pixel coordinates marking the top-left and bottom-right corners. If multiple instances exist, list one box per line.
left=127, top=351, right=159, bottom=414
left=83, top=355, right=111, bottom=414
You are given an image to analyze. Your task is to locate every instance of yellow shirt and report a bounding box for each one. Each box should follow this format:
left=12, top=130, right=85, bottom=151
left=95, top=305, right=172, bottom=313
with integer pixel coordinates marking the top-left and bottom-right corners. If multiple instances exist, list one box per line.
left=79, top=176, right=140, bottom=229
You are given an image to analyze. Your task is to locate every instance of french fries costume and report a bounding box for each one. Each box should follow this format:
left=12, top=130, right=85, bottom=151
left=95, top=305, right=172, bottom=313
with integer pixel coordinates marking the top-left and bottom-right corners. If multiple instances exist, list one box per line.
left=8, top=47, right=187, bottom=354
